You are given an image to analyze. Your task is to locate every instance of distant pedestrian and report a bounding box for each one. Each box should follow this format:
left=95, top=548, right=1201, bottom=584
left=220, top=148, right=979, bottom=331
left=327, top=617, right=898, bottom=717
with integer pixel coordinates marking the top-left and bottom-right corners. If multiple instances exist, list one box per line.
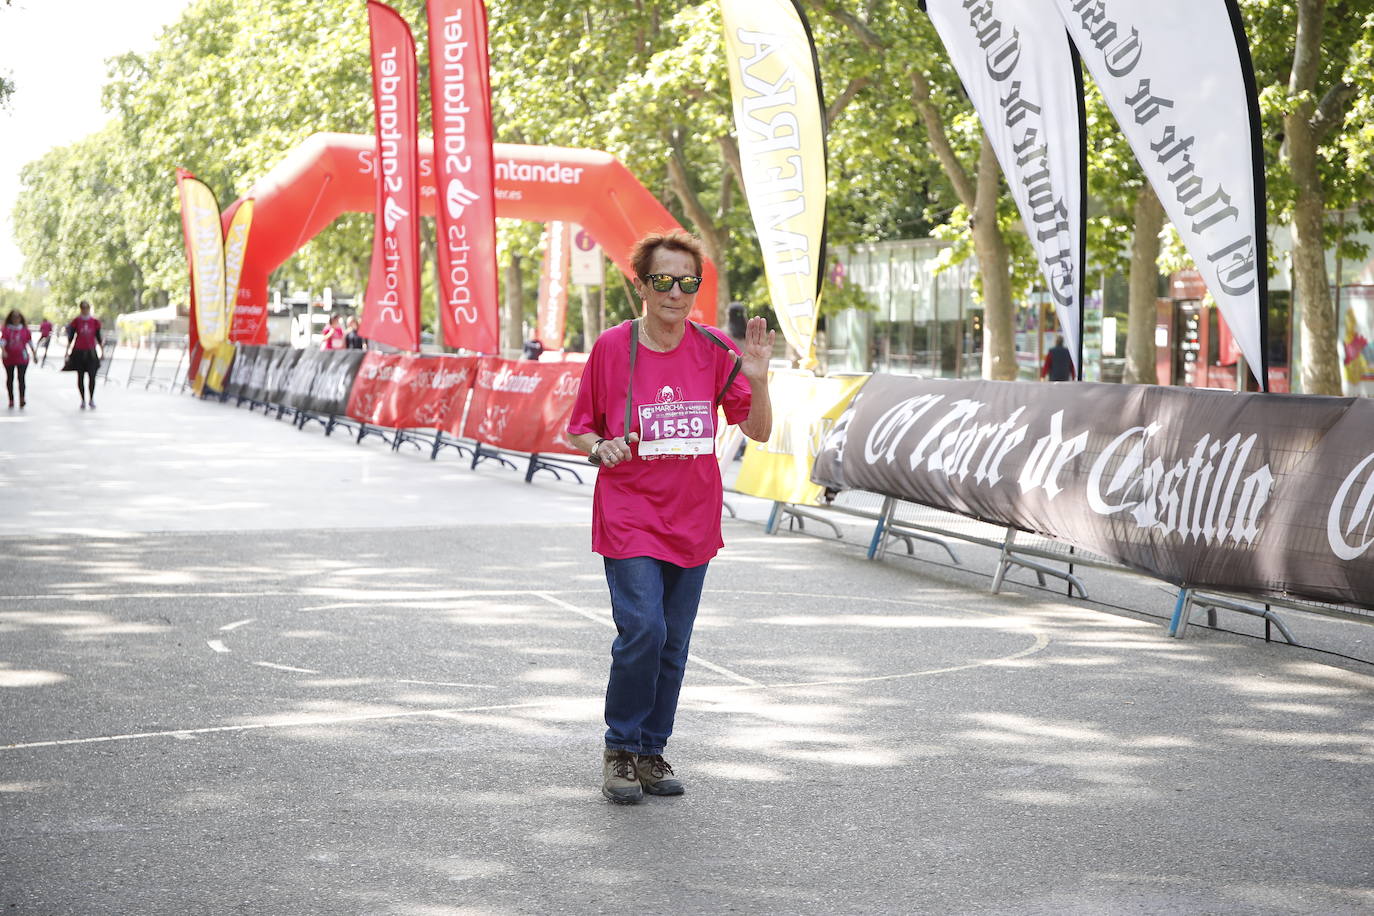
left=3, top=309, right=38, bottom=408
left=1041, top=334, right=1074, bottom=382
left=344, top=316, right=366, bottom=350
left=321, top=314, right=345, bottom=351
left=63, top=300, right=103, bottom=409
left=37, top=317, right=53, bottom=366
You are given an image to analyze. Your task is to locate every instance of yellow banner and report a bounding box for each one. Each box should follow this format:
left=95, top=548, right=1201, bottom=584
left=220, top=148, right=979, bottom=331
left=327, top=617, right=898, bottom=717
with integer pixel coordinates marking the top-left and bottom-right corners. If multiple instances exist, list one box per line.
left=719, top=0, right=827, bottom=368
left=223, top=199, right=254, bottom=340
left=190, top=346, right=211, bottom=397
left=178, top=175, right=228, bottom=349
left=735, top=373, right=867, bottom=505
left=205, top=342, right=237, bottom=394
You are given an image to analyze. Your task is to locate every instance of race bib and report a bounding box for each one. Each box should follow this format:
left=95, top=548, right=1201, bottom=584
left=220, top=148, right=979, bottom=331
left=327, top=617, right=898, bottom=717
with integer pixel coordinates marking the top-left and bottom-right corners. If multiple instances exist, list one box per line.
left=637, top=400, right=715, bottom=457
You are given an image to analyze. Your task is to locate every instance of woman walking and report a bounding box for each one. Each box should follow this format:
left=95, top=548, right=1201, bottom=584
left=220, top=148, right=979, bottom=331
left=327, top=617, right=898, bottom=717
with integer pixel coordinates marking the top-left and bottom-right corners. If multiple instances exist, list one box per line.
left=3, top=310, right=37, bottom=408
left=63, top=301, right=103, bottom=409
left=566, top=229, right=774, bottom=804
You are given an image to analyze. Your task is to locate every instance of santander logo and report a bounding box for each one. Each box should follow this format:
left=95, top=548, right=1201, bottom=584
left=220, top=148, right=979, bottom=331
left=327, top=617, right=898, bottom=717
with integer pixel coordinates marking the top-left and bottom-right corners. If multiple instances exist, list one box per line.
left=446, top=178, right=480, bottom=219
left=383, top=197, right=409, bottom=232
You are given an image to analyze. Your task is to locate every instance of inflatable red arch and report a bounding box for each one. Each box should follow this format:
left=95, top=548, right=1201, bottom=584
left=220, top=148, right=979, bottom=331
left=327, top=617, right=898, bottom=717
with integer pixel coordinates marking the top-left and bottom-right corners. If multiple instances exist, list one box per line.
left=222, top=132, right=715, bottom=344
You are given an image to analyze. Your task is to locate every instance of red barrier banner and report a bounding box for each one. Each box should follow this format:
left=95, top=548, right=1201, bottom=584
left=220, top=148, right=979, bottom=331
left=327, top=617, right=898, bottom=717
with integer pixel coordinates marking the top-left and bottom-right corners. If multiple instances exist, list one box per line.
left=427, top=0, right=500, bottom=353
left=361, top=1, right=423, bottom=352
left=536, top=220, right=570, bottom=350
left=464, top=357, right=584, bottom=454
left=346, top=351, right=476, bottom=431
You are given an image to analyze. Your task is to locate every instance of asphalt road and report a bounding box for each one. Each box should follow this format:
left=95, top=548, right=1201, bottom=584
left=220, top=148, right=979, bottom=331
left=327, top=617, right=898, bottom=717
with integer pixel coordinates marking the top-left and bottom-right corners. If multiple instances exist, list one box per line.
left=2, top=372, right=1372, bottom=914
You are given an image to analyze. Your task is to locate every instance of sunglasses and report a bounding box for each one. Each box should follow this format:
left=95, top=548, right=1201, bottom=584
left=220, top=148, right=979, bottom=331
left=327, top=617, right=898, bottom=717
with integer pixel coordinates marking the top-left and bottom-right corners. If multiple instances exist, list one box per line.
left=643, top=273, right=703, bottom=294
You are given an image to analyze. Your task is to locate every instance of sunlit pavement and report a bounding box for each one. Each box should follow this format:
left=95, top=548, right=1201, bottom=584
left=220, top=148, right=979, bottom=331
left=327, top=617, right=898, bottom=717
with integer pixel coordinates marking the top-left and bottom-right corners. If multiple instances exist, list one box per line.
left=2, top=373, right=1373, bottom=915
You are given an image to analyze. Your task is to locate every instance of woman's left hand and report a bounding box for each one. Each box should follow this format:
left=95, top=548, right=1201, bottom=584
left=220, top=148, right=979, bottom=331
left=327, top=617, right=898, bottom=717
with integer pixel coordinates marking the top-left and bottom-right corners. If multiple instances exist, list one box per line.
left=740, top=316, right=775, bottom=382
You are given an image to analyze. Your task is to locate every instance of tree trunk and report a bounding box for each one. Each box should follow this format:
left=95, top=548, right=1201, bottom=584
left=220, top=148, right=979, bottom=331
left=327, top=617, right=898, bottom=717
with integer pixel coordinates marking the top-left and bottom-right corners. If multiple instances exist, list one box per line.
left=1286, top=0, right=1341, bottom=395
left=1124, top=185, right=1166, bottom=385
left=503, top=252, right=525, bottom=355
left=666, top=132, right=731, bottom=327
left=971, top=139, right=1016, bottom=380
left=579, top=284, right=600, bottom=350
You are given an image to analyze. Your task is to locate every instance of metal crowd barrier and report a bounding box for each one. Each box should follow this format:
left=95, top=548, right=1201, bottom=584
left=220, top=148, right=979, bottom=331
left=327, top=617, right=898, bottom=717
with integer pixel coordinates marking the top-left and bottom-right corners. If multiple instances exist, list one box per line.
left=234, top=391, right=588, bottom=487
left=755, top=489, right=1373, bottom=649
left=123, top=337, right=188, bottom=391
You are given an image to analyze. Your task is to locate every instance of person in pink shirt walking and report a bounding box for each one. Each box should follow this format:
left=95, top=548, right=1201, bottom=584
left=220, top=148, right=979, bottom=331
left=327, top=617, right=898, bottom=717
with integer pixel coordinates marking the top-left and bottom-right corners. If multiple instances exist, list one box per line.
left=63, top=300, right=104, bottom=409
left=567, top=229, right=774, bottom=804
left=37, top=318, right=53, bottom=366
left=320, top=314, right=345, bottom=351
left=3, top=309, right=38, bottom=408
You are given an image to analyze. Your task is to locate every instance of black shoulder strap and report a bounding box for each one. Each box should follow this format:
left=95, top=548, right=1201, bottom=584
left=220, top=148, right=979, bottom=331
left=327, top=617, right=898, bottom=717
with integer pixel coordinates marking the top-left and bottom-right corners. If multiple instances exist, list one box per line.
left=692, top=322, right=742, bottom=405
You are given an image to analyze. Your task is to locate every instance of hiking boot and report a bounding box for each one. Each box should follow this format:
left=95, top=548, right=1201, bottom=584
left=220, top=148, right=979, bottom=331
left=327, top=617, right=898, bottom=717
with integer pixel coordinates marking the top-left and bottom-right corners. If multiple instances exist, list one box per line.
left=636, top=754, right=685, bottom=796
left=602, top=749, right=643, bottom=805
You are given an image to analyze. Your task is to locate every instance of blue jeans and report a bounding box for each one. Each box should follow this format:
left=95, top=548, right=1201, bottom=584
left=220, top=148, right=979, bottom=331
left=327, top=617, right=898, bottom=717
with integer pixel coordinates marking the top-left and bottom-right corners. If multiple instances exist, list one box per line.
left=602, top=556, right=709, bottom=755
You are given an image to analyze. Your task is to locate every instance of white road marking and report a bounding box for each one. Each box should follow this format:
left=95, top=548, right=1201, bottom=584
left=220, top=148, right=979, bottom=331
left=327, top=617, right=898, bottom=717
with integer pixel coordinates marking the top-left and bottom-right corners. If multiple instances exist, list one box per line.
left=531, top=591, right=766, bottom=688
left=206, top=640, right=230, bottom=654
left=4, top=591, right=299, bottom=601
left=219, top=618, right=256, bottom=631
left=0, top=701, right=563, bottom=752
left=252, top=661, right=320, bottom=674
left=741, top=632, right=1053, bottom=690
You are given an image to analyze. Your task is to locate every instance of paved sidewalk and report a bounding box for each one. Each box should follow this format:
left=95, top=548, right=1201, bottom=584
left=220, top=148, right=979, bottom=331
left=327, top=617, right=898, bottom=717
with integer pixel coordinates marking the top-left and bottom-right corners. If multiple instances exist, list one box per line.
left=2, top=380, right=1372, bottom=914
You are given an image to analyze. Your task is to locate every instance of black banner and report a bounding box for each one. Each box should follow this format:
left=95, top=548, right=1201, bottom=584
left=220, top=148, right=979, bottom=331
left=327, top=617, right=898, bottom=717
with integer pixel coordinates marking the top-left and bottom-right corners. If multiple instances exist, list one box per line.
left=264, top=348, right=303, bottom=405
left=242, top=346, right=277, bottom=404
left=307, top=350, right=365, bottom=415
left=223, top=346, right=257, bottom=401
left=813, top=376, right=1374, bottom=610
left=282, top=349, right=325, bottom=411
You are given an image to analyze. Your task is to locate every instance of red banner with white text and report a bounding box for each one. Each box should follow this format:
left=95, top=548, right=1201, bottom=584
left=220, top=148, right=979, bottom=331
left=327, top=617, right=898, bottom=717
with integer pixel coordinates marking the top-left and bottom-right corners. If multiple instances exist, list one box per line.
left=346, top=351, right=477, bottom=433
left=463, top=357, right=584, bottom=455
left=361, top=1, right=423, bottom=352
left=427, top=0, right=500, bottom=353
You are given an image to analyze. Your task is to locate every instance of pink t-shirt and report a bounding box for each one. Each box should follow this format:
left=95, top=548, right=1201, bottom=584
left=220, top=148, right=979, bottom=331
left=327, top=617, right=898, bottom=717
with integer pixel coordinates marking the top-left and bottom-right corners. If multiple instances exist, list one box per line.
left=2, top=325, right=32, bottom=367
left=568, top=320, right=752, bottom=568
left=321, top=326, right=344, bottom=350
left=69, top=315, right=101, bottom=350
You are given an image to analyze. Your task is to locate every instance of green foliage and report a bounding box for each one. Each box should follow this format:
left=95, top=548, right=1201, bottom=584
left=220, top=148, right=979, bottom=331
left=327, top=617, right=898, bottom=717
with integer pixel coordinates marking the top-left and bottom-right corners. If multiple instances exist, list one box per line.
left=0, top=0, right=11, bottom=108
left=822, top=266, right=877, bottom=316
left=8, top=0, right=1374, bottom=345
left=0, top=282, right=48, bottom=322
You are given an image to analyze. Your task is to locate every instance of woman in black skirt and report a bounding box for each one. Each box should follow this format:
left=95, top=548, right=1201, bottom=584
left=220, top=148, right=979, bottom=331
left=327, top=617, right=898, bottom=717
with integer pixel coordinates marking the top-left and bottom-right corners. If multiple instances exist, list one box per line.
left=63, top=301, right=104, bottom=409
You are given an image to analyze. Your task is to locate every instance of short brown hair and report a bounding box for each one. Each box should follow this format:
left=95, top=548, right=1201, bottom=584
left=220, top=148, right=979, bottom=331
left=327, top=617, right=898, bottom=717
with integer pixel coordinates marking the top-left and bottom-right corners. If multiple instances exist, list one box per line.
left=630, top=229, right=705, bottom=279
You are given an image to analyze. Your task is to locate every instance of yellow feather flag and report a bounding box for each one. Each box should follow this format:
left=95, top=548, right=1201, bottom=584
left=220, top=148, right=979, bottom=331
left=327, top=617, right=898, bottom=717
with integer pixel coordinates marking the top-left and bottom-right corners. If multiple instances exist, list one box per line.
left=176, top=169, right=228, bottom=349
left=719, top=0, right=827, bottom=368
left=223, top=198, right=255, bottom=341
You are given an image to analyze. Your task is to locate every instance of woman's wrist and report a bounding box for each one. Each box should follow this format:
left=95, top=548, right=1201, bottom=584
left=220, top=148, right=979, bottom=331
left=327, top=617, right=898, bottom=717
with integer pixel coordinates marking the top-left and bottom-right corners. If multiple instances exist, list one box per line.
left=587, top=437, right=609, bottom=466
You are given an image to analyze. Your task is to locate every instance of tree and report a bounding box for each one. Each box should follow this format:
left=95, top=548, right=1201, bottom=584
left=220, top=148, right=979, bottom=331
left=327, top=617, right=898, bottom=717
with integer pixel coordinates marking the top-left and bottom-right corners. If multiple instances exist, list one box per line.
left=12, top=127, right=146, bottom=312
left=815, top=0, right=1037, bottom=380
left=1259, top=0, right=1372, bottom=394
left=13, top=0, right=1374, bottom=383
left=0, top=0, right=13, bottom=110
left=488, top=0, right=750, bottom=328
left=1080, top=78, right=1164, bottom=386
